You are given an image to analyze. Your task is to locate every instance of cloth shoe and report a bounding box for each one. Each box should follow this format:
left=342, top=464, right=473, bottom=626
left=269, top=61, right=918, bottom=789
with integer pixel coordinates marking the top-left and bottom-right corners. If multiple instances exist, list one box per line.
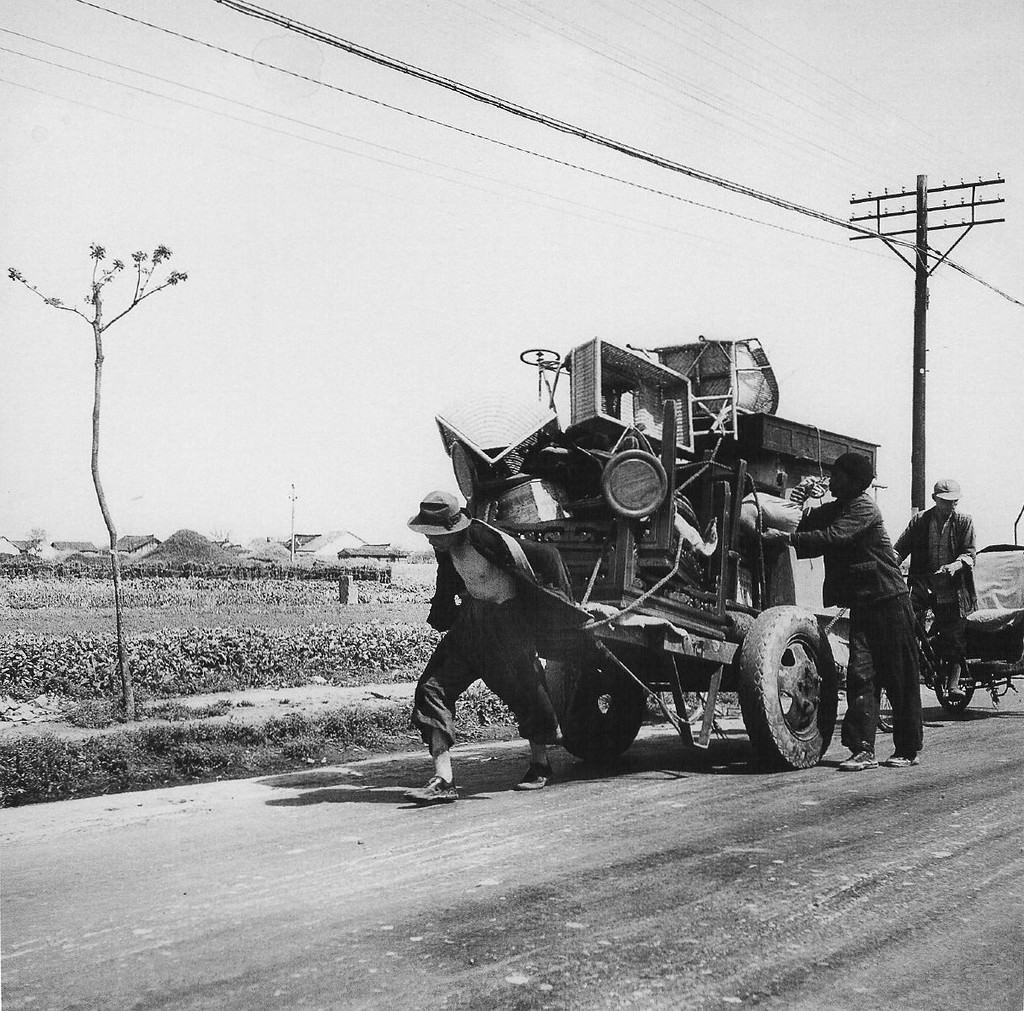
left=883, top=753, right=920, bottom=768
left=513, top=763, right=553, bottom=791
left=838, top=750, right=879, bottom=772
left=404, top=775, right=458, bottom=805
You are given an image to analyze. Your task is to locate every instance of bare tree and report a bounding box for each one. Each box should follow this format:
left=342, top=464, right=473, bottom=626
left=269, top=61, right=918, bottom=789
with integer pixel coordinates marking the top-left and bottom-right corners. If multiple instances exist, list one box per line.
left=9, top=244, right=188, bottom=719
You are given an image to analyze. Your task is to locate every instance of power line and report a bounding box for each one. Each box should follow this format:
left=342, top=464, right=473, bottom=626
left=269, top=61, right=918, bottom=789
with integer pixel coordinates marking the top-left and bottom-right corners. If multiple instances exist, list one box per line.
left=0, top=46, right=712, bottom=244
left=72, top=0, right=852, bottom=230
left=626, top=0, right=940, bottom=178
left=63, top=0, right=1021, bottom=306
left=687, top=0, right=968, bottom=164
left=204, top=0, right=1020, bottom=306
left=205, top=0, right=875, bottom=232
left=42, top=7, right=859, bottom=250
left=577, top=0, right=901, bottom=172
left=488, top=0, right=870, bottom=174
left=1, top=41, right=822, bottom=256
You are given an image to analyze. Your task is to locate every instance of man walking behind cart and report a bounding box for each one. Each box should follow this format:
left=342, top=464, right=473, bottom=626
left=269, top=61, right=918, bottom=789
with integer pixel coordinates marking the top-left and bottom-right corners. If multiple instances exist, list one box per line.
left=894, top=479, right=977, bottom=700
left=762, top=453, right=923, bottom=771
left=403, top=491, right=587, bottom=806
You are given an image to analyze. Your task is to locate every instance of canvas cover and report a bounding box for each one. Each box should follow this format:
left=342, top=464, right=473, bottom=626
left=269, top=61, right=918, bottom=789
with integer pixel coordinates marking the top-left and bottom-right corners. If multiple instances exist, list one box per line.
left=966, top=547, right=1024, bottom=635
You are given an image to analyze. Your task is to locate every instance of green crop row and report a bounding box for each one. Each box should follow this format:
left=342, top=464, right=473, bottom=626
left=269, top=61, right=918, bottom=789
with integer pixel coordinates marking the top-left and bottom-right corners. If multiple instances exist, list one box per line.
left=0, top=623, right=442, bottom=701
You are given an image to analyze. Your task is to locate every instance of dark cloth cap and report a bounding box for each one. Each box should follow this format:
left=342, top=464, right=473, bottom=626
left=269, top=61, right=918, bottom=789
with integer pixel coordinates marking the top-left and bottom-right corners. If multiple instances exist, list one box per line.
left=832, top=452, right=874, bottom=494
left=407, top=491, right=471, bottom=536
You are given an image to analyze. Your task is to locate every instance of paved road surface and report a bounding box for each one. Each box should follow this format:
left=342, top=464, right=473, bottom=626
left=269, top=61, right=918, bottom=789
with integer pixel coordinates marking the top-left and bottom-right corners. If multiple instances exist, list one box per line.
left=3, top=690, right=1022, bottom=1010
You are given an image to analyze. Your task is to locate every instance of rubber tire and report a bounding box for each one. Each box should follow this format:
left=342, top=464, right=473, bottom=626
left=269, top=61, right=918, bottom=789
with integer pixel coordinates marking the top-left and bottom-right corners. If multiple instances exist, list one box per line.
left=877, top=687, right=894, bottom=733
left=737, top=605, right=839, bottom=770
left=559, top=650, right=648, bottom=764
left=933, top=659, right=975, bottom=715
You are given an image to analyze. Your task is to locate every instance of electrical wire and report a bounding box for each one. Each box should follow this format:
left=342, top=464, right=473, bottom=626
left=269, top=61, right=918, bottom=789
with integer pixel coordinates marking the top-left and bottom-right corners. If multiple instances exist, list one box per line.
left=523, top=0, right=891, bottom=173
left=203, top=0, right=887, bottom=233
left=203, top=0, right=1022, bottom=306
left=0, top=34, right=718, bottom=241
left=626, top=0, right=937, bottom=175
left=59, top=0, right=1024, bottom=306
left=40, top=7, right=865, bottom=251
left=489, top=0, right=869, bottom=174
left=688, top=0, right=970, bottom=164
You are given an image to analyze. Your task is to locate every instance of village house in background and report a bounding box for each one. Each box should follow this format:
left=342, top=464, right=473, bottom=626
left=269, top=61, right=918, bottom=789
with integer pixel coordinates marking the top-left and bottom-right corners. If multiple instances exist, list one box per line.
left=337, top=544, right=408, bottom=572
left=245, top=538, right=294, bottom=564
left=1, top=528, right=410, bottom=578
left=50, top=541, right=101, bottom=561
left=4, top=538, right=57, bottom=561
left=0, top=537, right=21, bottom=558
left=291, top=530, right=365, bottom=562
left=114, top=535, right=161, bottom=560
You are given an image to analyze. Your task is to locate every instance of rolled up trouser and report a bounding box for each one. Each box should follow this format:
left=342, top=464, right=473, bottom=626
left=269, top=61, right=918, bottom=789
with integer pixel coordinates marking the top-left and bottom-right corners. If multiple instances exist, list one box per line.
left=411, top=597, right=560, bottom=749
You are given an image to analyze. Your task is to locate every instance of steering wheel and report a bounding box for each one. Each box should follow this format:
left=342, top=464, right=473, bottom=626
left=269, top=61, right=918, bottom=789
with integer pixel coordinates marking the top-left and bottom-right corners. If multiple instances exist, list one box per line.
left=519, top=348, right=562, bottom=372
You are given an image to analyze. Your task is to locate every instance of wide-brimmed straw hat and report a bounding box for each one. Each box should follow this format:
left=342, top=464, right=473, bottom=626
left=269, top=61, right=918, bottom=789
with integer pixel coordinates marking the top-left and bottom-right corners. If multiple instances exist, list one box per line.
left=407, top=491, right=471, bottom=536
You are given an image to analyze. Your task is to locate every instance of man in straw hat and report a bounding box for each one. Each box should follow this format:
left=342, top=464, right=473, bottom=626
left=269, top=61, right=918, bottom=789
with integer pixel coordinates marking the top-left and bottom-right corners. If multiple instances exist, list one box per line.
left=404, top=491, right=588, bottom=805
left=895, top=478, right=977, bottom=700
left=762, top=452, right=923, bottom=772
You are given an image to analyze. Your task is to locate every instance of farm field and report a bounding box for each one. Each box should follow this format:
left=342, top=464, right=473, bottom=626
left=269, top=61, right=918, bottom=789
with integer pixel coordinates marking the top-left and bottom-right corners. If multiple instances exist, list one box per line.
left=0, top=562, right=436, bottom=638
left=0, top=601, right=429, bottom=637
left=0, top=567, right=440, bottom=697
left=0, top=564, right=472, bottom=805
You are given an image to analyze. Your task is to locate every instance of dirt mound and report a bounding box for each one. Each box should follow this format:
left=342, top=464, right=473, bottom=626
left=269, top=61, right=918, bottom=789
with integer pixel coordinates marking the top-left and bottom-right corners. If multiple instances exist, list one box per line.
left=141, top=529, right=241, bottom=567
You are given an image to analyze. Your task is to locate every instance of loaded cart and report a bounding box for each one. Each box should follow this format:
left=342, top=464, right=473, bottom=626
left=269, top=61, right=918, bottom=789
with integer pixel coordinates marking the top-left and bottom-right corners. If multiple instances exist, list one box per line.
left=434, top=337, right=878, bottom=770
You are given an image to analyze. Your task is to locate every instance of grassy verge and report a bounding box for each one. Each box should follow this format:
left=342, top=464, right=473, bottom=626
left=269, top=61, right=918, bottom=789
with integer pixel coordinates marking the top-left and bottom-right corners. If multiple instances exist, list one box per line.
left=0, top=688, right=519, bottom=808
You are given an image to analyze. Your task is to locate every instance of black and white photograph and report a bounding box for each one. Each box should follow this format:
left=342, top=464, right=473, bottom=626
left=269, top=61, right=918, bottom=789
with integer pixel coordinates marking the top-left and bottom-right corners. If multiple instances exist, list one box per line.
left=2, top=2, right=1022, bottom=1008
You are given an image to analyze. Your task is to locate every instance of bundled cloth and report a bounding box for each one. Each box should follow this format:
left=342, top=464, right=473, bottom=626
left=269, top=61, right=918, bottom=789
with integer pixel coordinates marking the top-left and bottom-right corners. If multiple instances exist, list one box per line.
left=739, top=491, right=804, bottom=537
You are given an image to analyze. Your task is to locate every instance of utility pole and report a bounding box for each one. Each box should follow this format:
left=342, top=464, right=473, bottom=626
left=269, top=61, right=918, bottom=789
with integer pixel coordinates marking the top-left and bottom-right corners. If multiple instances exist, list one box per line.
left=850, top=174, right=1005, bottom=511
left=289, top=483, right=297, bottom=563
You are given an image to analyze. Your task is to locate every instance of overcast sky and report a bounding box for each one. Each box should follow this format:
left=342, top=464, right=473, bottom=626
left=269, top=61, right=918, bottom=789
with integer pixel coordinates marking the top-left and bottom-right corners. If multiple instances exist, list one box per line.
left=2, top=0, right=1021, bottom=551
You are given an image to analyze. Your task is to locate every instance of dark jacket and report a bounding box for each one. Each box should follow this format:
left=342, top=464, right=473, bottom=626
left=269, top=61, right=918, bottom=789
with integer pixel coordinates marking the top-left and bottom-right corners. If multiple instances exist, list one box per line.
left=427, top=519, right=589, bottom=657
left=894, top=508, right=977, bottom=616
left=791, top=492, right=908, bottom=608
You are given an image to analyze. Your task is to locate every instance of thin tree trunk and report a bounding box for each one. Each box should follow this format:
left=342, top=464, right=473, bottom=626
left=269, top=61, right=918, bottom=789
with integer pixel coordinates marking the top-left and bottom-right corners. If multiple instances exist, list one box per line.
left=90, top=296, right=135, bottom=720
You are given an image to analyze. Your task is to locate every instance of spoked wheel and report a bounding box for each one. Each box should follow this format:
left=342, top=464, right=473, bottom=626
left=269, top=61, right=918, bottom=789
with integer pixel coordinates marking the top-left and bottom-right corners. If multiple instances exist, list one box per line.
left=737, top=606, right=839, bottom=770
left=933, top=659, right=975, bottom=714
left=877, top=687, right=894, bottom=733
left=559, top=648, right=648, bottom=764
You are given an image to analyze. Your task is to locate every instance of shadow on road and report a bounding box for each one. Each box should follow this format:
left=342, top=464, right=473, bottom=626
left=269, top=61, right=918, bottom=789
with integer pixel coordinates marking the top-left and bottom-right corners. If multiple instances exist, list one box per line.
left=921, top=703, right=1023, bottom=723
left=265, top=787, right=488, bottom=809
left=260, top=729, right=765, bottom=808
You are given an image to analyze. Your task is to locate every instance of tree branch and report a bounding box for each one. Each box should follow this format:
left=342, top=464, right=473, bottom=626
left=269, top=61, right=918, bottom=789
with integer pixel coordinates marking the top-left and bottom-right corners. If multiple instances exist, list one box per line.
left=102, top=270, right=187, bottom=332
left=7, top=271, right=91, bottom=322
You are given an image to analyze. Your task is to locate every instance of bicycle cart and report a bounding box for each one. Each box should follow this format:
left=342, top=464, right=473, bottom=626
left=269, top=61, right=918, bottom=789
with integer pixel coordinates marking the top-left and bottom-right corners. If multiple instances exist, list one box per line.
left=917, top=544, right=1024, bottom=715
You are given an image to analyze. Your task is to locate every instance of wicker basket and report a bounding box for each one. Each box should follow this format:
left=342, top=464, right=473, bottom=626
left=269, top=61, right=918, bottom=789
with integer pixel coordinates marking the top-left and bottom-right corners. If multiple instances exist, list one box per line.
left=568, top=338, right=693, bottom=453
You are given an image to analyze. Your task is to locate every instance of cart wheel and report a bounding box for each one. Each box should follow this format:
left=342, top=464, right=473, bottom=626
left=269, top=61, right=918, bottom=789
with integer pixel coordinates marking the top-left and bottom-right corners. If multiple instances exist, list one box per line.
left=559, top=650, right=647, bottom=764
left=737, top=606, right=838, bottom=770
left=933, top=660, right=975, bottom=714
left=877, top=687, right=894, bottom=733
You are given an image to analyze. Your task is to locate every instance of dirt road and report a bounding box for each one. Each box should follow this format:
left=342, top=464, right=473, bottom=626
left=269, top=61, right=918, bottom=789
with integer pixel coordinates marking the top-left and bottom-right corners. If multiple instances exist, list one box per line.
left=3, top=691, right=1021, bottom=1011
